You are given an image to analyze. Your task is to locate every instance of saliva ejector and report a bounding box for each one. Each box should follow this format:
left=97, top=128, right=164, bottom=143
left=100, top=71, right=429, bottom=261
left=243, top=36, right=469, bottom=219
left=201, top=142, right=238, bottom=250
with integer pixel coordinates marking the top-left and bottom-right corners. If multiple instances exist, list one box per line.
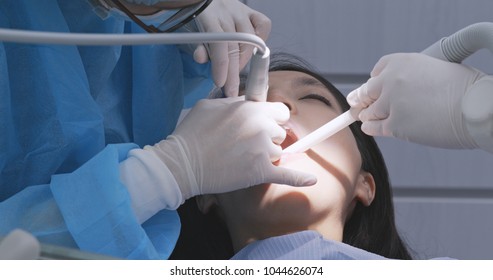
left=0, top=27, right=270, bottom=102
left=284, top=22, right=493, bottom=154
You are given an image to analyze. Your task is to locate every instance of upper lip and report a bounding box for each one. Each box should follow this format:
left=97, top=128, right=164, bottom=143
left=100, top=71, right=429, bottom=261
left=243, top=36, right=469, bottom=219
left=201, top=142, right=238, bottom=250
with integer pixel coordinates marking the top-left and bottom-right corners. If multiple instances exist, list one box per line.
left=281, top=127, right=298, bottom=150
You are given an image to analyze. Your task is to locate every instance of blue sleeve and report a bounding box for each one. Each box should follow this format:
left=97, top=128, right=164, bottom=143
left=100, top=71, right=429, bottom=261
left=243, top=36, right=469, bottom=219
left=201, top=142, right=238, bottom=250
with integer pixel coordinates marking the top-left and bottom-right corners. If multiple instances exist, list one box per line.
left=0, top=0, right=209, bottom=260
left=180, top=50, right=215, bottom=108
left=0, top=144, right=180, bottom=259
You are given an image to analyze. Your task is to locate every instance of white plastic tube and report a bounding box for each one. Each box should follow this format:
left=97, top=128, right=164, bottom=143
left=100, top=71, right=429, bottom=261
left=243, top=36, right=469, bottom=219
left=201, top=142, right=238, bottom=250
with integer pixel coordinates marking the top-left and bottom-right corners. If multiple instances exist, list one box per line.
left=283, top=108, right=361, bottom=154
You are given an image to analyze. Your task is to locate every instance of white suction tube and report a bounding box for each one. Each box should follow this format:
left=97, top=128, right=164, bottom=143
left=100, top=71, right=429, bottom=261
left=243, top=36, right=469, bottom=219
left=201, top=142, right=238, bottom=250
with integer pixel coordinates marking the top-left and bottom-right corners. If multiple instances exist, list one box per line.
left=283, top=108, right=361, bottom=154
left=422, top=22, right=493, bottom=153
left=0, top=27, right=269, bottom=102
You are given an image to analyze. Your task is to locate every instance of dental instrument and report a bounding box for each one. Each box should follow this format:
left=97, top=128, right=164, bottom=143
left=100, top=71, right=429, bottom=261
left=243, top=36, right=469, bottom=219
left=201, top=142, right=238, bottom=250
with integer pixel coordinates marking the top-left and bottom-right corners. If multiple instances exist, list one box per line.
left=285, top=22, right=493, bottom=155
left=0, top=28, right=269, bottom=102
left=0, top=232, right=119, bottom=259
left=283, top=108, right=362, bottom=154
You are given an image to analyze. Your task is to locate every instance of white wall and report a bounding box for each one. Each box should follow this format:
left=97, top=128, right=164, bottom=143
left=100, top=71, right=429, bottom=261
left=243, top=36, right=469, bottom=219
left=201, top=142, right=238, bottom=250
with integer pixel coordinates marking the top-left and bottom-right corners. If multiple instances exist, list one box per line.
left=247, top=0, right=493, bottom=259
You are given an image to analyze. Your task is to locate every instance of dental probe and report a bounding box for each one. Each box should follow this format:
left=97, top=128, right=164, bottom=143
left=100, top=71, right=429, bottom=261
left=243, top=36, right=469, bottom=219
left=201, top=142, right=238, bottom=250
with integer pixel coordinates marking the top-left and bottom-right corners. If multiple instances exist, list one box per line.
left=283, top=107, right=362, bottom=154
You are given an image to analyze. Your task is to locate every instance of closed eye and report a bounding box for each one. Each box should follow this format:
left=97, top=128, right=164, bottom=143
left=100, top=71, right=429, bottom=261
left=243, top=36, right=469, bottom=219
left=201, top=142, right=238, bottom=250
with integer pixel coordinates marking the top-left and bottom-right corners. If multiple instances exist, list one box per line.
left=299, top=94, right=332, bottom=107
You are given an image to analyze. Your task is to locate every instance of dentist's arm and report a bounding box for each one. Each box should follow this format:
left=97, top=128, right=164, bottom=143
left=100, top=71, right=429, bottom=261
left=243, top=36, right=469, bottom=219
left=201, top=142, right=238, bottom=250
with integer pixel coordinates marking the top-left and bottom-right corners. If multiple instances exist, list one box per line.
left=347, top=52, right=493, bottom=153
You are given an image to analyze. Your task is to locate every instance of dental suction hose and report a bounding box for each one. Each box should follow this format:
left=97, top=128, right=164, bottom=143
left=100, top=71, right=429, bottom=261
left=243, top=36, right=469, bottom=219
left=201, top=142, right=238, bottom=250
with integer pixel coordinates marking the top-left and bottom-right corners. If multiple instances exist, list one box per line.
left=0, top=27, right=270, bottom=102
left=422, top=22, right=493, bottom=63
left=422, top=22, right=493, bottom=153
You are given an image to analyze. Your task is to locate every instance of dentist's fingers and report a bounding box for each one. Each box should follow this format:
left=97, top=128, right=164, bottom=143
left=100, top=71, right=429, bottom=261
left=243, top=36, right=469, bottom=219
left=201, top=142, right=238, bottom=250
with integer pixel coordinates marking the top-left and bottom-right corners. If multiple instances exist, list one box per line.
left=347, top=76, right=383, bottom=109
left=370, top=54, right=392, bottom=77
left=222, top=43, right=241, bottom=97
left=357, top=77, right=389, bottom=122
left=193, top=44, right=209, bottom=64
left=266, top=165, right=317, bottom=187
left=250, top=11, right=271, bottom=43
left=265, top=120, right=287, bottom=145
left=263, top=102, right=290, bottom=124
left=223, top=12, right=271, bottom=97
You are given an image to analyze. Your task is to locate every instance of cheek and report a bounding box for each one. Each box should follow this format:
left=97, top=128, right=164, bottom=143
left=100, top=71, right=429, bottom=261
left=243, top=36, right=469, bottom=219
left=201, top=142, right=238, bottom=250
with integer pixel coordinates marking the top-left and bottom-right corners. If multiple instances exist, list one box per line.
left=279, top=138, right=360, bottom=200
left=294, top=124, right=362, bottom=185
left=317, top=128, right=362, bottom=173
left=295, top=105, right=337, bottom=133
left=280, top=158, right=349, bottom=201
left=218, top=116, right=362, bottom=222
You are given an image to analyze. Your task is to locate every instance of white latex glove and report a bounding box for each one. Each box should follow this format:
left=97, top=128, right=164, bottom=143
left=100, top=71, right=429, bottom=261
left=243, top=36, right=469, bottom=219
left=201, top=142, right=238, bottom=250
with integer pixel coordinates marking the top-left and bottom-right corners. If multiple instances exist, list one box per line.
left=193, top=0, right=271, bottom=97
left=120, top=97, right=316, bottom=222
left=0, top=229, right=40, bottom=260
left=146, top=97, right=316, bottom=199
left=347, top=52, right=484, bottom=149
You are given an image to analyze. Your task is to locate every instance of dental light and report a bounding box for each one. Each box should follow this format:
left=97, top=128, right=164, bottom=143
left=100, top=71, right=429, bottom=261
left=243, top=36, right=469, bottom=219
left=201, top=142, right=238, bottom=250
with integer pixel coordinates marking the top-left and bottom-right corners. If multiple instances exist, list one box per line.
left=285, top=22, right=493, bottom=154
left=0, top=28, right=270, bottom=102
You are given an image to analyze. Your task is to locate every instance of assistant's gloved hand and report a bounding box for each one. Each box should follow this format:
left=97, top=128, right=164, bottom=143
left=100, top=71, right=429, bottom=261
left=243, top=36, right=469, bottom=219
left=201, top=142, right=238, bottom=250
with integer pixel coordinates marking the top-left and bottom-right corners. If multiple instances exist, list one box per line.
left=148, top=97, right=316, bottom=201
left=193, top=0, right=271, bottom=97
left=0, top=229, right=40, bottom=260
left=347, top=52, right=485, bottom=149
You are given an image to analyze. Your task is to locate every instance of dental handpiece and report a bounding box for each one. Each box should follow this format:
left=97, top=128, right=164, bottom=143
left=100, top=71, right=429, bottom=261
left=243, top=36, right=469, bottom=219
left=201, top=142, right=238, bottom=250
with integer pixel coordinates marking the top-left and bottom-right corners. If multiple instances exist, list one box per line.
left=283, top=107, right=362, bottom=154
left=0, top=27, right=270, bottom=101
left=244, top=47, right=270, bottom=102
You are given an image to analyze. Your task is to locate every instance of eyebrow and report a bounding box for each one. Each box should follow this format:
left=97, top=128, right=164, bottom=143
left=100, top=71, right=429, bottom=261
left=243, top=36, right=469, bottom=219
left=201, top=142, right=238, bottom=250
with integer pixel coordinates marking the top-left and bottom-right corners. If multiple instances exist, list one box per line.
left=292, top=76, right=328, bottom=89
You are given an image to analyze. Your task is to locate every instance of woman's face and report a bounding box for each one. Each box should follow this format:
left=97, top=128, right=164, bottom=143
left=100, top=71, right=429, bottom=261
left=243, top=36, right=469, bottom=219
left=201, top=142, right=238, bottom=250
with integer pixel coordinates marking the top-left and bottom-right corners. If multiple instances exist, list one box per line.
left=198, top=71, right=375, bottom=250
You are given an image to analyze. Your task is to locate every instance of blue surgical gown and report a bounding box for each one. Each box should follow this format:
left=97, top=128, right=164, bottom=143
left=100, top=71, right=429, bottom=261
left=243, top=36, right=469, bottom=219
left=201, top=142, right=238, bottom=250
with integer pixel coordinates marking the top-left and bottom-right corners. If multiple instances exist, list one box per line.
left=0, top=0, right=213, bottom=259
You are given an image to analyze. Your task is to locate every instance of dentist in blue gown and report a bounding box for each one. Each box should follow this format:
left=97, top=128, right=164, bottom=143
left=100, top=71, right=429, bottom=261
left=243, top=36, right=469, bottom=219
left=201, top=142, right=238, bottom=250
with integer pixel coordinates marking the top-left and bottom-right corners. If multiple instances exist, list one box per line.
left=0, top=0, right=316, bottom=259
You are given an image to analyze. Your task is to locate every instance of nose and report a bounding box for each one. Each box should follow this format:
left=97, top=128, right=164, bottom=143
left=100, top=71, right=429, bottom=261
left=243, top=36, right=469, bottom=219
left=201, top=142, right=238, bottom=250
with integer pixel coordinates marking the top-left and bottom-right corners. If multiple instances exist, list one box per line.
left=267, top=90, right=296, bottom=113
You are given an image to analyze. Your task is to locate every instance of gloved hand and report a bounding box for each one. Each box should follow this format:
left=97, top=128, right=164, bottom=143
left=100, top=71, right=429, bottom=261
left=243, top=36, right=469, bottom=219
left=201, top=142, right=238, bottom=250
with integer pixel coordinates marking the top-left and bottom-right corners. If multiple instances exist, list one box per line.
left=346, top=52, right=484, bottom=149
left=147, top=97, right=316, bottom=200
left=0, top=229, right=40, bottom=260
left=193, top=0, right=271, bottom=97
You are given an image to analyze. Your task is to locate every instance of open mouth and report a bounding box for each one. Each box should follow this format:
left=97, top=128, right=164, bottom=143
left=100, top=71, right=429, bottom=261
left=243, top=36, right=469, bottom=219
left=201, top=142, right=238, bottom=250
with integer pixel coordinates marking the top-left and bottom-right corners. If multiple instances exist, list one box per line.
left=281, top=128, right=298, bottom=150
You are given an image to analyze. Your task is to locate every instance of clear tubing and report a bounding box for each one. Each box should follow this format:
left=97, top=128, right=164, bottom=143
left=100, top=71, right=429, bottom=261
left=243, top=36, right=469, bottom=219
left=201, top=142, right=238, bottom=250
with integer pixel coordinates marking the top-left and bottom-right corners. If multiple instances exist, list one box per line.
left=0, top=27, right=269, bottom=101
left=283, top=108, right=361, bottom=154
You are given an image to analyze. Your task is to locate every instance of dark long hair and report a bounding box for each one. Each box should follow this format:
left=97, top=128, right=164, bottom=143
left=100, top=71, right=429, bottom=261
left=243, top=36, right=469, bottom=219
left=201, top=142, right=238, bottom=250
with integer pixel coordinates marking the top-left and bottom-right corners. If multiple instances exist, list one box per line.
left=170, top=53, right=412, bottom=260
